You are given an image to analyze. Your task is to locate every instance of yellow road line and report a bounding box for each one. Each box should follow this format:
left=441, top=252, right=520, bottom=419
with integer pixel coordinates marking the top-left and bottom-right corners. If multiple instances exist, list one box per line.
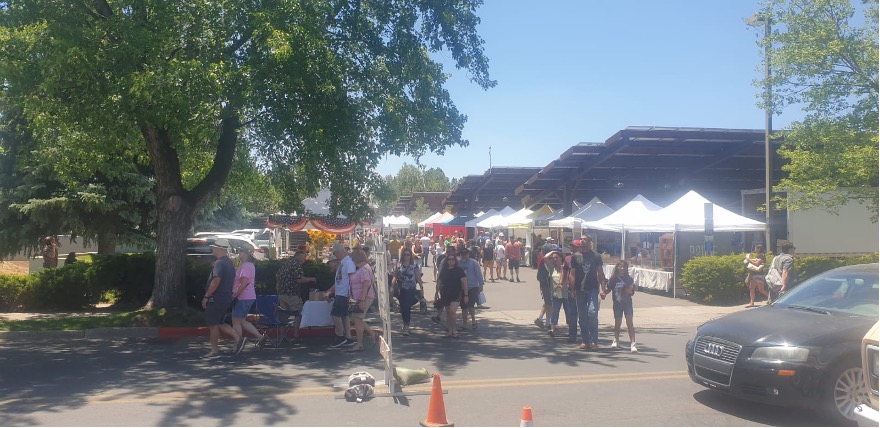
left=0, top=370, right=689, bottom=406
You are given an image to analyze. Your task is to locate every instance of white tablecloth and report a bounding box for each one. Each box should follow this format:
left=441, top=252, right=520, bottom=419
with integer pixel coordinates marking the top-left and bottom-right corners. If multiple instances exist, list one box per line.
left=300, top=300, right=333, bottom=328
left=603, top=265, right=674, bottom=293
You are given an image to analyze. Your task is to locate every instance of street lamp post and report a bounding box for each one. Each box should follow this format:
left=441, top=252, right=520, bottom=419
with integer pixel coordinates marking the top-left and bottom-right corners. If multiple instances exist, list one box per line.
left=747, top=13, right=773, bottom=251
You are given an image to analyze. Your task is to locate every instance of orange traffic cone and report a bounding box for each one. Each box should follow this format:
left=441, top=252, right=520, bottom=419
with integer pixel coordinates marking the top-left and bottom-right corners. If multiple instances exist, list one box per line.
left=520, top=406, right=534, bottom=427
left=420, top=374, right=453, bottom=427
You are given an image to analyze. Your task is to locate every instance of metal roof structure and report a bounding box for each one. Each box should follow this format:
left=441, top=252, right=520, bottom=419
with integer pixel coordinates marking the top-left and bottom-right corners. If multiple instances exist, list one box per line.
left=390, top=192, right=450, bottom=216
left=515, top=126, right=784, bottom=213
left=443, top=167, right=542, bottom=214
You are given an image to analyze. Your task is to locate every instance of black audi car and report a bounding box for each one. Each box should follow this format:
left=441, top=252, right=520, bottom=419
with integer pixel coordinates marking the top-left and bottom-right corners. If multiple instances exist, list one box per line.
left=686, top=263, right=879, bottom=426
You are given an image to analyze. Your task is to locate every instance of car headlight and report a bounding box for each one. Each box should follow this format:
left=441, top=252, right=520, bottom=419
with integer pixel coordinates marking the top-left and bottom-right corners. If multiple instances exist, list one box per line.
left=751, top=346, right=810, bottom=363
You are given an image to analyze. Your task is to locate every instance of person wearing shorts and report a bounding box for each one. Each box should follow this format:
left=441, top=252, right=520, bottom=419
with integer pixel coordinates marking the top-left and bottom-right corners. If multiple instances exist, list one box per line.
left=481, top=240, right=495, bottom=281
left=325, top=243, right=356, bottom=347
left=201, top=240, right=240, bottom=359
left=603, top=260, right=637, bottom=353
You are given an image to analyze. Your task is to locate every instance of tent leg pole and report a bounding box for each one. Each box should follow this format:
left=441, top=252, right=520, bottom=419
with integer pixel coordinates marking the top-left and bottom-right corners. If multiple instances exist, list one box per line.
left=673, top=229, right=677, bottom=299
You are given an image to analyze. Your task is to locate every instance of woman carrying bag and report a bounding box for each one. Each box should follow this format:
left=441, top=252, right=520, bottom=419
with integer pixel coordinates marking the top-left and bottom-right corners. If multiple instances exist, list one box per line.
left=744, top=244, right=769, bottom=307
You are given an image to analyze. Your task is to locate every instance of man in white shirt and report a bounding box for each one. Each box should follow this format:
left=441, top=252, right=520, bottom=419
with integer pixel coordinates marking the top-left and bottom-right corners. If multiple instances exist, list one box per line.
left=495, top=238, right=507, bottom=281
left=419, top=234, right=432, bottom=267
left=324, top=243, right=357, bottom=347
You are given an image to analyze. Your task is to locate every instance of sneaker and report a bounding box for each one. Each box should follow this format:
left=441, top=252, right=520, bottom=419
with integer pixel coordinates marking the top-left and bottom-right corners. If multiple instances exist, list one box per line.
left=431, top=316, right=442, bottom=325
left=234, top=337, right=247, bottom=355
left=509, top=278, right=514, bottom=282
left=344, top=338, right=358, bottom=347
left=329, top=336, right=348, bottom=348
left=590, top=343, right=599, bottom=351
left=610, top=340, right=619, bottom=349
left=402, top=326, right=410, bottom=336
left=256, top=333, right=269, bottom=350
left=631, top=343, right=639, bottom=353
left=534, top=319, right=544, bottom=328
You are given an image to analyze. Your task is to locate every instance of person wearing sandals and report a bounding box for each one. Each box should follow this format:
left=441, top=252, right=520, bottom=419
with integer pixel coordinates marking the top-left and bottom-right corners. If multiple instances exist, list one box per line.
left=603, top=260, right=638, bottom=352
left=348, top=249, right=377, bottom=352
left=459, top=247, right=485, bottom=331
left=230, top=249, right=263, bottom=352
left=392, top=249, right=423, bottom=336
left=436, top=253, right=468, bottom=337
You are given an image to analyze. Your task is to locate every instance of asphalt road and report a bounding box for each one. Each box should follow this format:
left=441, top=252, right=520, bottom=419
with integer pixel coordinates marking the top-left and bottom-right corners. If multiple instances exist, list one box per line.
left=0, top=265, right=837, bottom=426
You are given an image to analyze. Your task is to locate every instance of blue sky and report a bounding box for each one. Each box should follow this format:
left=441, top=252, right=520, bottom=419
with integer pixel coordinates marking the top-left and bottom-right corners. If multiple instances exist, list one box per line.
left=376, top=0, right=808, bottom=180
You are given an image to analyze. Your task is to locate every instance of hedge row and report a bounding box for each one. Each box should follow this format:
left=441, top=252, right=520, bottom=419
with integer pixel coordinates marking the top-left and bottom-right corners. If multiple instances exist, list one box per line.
left=0, top=253, right=337, bottom=312
left=680, top=253, right=878, bottom=304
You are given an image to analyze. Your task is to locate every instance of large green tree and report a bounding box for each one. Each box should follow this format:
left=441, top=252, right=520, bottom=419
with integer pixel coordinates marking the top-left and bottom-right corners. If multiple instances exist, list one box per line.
left=377, top=162, right=456, bottom=214
left=759, top=0, right=878, bottom=221
left=0, top=0, right=493, bottom=308
left=0, top=100, right=156, bottom=256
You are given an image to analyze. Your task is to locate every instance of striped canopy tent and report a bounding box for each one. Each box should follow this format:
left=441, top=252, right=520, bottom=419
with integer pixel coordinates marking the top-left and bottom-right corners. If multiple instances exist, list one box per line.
left=267, top=214, right=356, bottom=234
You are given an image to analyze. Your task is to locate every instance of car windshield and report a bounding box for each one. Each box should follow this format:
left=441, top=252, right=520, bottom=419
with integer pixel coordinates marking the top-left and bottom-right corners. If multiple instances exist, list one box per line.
left=775, top=269, right=879, bottom=317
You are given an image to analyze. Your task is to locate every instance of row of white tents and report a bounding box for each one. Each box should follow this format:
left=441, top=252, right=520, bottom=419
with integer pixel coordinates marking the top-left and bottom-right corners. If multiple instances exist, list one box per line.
left=458, top=190, right=764, bottom=234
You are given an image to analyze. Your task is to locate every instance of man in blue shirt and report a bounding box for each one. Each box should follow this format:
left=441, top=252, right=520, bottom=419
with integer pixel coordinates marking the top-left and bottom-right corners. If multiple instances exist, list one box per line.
left=458, top=247, right=485, bottom=330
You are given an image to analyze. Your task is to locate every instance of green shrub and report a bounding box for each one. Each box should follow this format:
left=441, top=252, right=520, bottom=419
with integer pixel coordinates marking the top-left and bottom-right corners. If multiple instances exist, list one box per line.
left=0, top=274, right=36, bottom=311
left=29, top=262, right=93, bottom=310
left=792, top=254, right=879, bottom=284
left=2, top=253, right=359, bottom=312
left=681, top=252, right=879, bottom=304
left=680, top=254, right=745, bottom=304
left=88, top=252, right=156, bottom=308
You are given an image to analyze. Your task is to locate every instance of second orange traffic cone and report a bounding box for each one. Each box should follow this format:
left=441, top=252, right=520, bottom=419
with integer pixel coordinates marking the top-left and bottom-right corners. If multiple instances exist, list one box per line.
left=520, top=406, right=534, bottom=427
left=420, top=374, right=453, bottom=427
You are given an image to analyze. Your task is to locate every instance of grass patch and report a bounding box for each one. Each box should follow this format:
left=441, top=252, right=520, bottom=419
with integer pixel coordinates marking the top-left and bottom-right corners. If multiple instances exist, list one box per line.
left=0, top=308, right=204, bottom=331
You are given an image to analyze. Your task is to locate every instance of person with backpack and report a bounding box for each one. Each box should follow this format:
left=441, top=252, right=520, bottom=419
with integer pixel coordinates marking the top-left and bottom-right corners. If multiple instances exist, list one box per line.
left=765, top=240, right=796, bottom=303
left=569, top=236, right=607, bottom=351
left=481, top=239, right=496, bottom=282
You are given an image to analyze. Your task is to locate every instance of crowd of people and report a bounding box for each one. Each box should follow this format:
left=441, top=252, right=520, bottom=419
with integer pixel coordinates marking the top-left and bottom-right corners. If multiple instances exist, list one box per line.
left=199, top=230, right=646, bottom=357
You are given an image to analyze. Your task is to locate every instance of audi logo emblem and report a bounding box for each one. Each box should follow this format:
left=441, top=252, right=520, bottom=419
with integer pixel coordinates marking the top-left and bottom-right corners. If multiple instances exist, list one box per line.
left=703, top=343, right=725, bottom=357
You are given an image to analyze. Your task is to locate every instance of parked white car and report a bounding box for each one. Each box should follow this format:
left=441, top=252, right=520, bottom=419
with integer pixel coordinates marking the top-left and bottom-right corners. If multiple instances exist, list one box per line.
left=231, top=229, right=275, bottom=250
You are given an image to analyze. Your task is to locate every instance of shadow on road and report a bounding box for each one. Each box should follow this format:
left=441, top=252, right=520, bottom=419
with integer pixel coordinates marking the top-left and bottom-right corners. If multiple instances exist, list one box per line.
left=691, top=389, right=838, bottom=427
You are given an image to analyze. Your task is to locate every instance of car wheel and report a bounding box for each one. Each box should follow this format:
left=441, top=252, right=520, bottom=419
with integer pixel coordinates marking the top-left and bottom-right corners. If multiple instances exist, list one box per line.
left=824, top=360, right=869, bottom=426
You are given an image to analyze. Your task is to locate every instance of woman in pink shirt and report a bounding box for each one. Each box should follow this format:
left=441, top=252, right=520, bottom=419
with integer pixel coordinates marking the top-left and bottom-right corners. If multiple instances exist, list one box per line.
left=348, top=248, right=377, bottom=352
left=231, top=249, right=263, bottom=354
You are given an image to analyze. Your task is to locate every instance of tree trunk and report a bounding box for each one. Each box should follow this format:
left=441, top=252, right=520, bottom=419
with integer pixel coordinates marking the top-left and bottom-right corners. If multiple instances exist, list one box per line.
left=96, top=232, right=116, bottom=255
left=148, top=193, right=195, bottom=309
left=142, top=118, right=239, bottom=309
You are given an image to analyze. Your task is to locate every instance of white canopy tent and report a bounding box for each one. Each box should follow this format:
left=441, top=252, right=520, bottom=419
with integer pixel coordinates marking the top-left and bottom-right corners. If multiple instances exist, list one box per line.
left=383, top=215, right=411, bottom=228
left=592, top=191, right=765, bottom=299
left=611, top=191, right=765, bottom=233
left=583, top=195, right=662, bottom=232
left=499, top=208, right=535, bottom=229
left=548, top=197, right=614, bottom=228
left=417, top=212, right=444, bottom=228
left=475, top=206, right=517, bottom=228
left=465, top=209, right=498, bottom=228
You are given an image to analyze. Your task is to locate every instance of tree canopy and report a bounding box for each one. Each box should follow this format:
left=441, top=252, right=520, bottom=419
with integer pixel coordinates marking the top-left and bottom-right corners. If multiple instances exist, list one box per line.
left=0, top=0, right=494, bottom=308
left=759, top=0, right=878, bottom=221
